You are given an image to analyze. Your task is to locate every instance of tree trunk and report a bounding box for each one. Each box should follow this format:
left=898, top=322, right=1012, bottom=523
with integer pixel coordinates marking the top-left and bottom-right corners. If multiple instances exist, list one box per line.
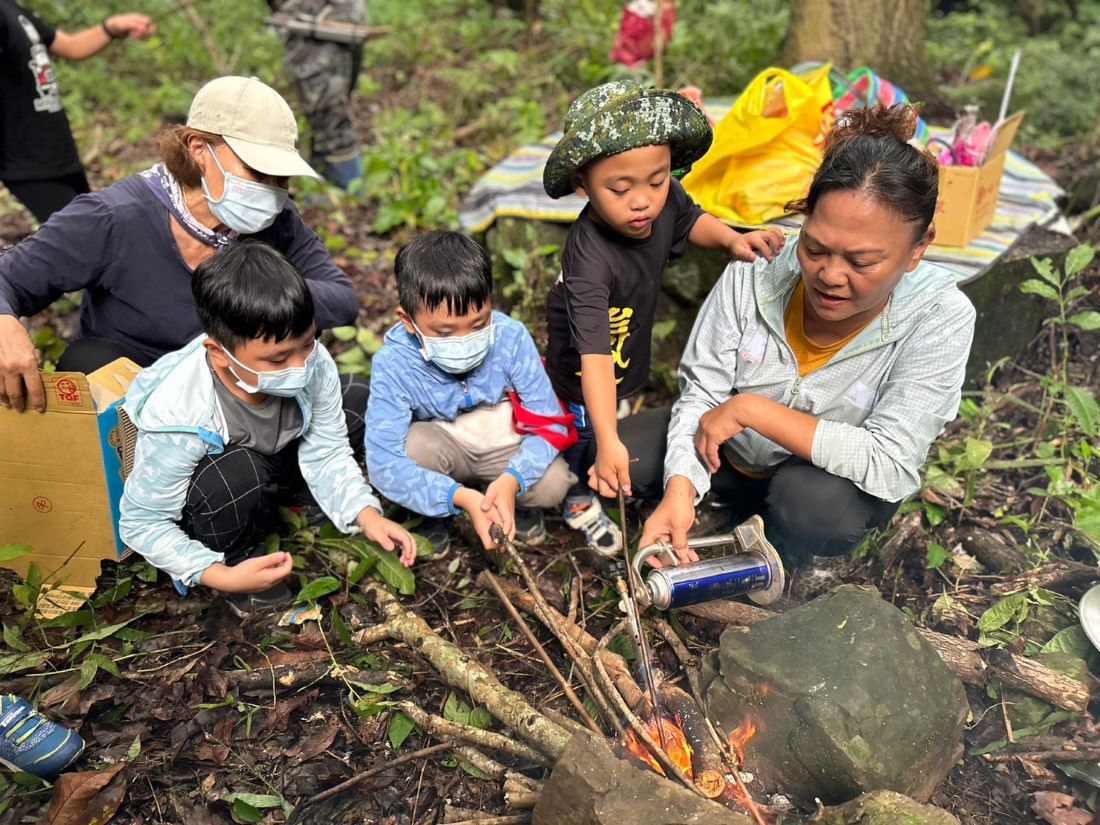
left=782, top=0, right=942, bottom=106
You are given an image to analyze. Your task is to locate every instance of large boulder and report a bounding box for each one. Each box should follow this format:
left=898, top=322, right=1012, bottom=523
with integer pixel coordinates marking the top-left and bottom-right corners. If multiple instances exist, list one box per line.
left=701, top=586, right=968, bottom=806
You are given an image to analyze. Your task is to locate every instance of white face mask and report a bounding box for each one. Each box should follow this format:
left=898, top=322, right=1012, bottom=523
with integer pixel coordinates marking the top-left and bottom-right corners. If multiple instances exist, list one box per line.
left=221, top=342, right=318, bottom=396
left=412, top=321, right=495, bottom=375
left=201, top=143, right=289, bottom=234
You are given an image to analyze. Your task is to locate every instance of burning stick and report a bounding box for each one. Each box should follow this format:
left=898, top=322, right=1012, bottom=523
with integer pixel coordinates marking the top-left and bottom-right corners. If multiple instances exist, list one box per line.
left=594, top=615, right=702, bottom=794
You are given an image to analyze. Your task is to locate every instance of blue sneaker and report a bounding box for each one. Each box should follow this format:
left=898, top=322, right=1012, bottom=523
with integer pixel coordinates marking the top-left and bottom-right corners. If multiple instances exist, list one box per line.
left=0, top=695, right=85, bottom=777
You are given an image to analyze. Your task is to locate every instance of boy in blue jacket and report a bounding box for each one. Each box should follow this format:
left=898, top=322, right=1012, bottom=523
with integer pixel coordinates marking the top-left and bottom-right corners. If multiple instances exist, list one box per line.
left=120, top=243, right=415, bottom=609
left=366, top=231, right=575, bottom=554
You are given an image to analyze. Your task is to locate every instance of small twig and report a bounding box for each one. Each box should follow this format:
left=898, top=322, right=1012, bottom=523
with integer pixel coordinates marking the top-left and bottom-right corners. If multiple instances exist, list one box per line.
left=397, top=701, right=550, bottom=766
left=486, top=527, right=628, bottom=737
left=1001, top=693, right=1016, bottom=744
left=651, top=617, right=702, bottom=702
left=451, top=746, right=541, bottom=791
left=482, top=571, right=602, bottom=735
left=566, top=572, right=581, bottom=626
left=300, top=740, right=455, bottom=808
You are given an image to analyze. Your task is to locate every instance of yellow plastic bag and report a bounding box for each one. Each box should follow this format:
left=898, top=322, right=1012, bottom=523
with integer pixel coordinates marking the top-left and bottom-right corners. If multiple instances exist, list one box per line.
left=682, top=65, right=835, bottom=225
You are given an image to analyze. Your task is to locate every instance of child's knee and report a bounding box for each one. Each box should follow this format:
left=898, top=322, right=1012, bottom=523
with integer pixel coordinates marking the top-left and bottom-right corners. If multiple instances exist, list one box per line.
left=518, top=457, right=577, bottom=509
left=404, top=422, right=456, bottom=475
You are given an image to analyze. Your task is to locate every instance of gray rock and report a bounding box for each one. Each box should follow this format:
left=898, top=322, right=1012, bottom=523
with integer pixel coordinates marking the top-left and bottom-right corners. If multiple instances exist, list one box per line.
left=701, top=585, right=968, bottom=806
left=811, top=790, right=962, bottom=825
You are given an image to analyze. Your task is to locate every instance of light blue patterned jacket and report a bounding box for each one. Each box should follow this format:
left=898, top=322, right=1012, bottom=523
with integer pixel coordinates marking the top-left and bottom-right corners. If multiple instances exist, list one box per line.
left=366, top=312, right=566, bottom=517
left=119, top=335, right=380, bottom=588
left=665, top=239, right=976, bottom=503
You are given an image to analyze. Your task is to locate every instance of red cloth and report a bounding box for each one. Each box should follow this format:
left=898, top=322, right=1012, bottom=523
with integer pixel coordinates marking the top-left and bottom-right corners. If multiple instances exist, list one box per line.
left=508, top=391, right=578, bottom=452
left=610, top=1, right=676, bottom=69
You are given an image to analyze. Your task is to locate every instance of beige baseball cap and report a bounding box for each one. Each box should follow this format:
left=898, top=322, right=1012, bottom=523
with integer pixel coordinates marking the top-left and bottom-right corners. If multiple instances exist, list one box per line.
left=187, top=76, right=320, bottom=179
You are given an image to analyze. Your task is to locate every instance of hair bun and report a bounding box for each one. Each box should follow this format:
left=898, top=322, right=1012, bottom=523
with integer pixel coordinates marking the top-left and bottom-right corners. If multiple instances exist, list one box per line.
left=825, top=103, right=920, bottom=154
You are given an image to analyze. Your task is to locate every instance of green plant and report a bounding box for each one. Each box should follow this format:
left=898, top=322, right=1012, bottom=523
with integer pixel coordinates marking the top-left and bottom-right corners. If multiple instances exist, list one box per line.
left=1018, top=244, right=1100, bottom=552
left=329, top=325, right=384, bottom=377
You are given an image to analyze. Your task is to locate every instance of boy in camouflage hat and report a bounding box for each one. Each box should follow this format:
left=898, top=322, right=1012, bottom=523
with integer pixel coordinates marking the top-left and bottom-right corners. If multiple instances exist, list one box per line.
left=543, top=80, right=784, bottom=555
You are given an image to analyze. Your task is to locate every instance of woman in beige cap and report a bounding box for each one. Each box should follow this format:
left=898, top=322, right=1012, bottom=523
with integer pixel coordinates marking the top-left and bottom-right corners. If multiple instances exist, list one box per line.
left=0, top=75, right=359, bottom=414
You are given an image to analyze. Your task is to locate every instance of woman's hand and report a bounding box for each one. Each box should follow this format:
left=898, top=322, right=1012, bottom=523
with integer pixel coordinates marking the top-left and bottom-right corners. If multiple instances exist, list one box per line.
left=358, top=507, right=417, bottom=567
left=638, top=476, right=698, bottom=566
left=695, top=395, right=757, bottom=474
left=0, top=315, right=44, bottom=413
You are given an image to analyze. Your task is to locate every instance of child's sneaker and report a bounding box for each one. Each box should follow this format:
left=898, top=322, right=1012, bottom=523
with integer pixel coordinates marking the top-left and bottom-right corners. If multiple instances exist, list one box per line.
left=225, top=582, right=294, bottom=619
left=0, top=695, right=84, bottom=777
left=563, top=495, right=622, bottom=557
left=513, top=508, right=547, bottom=545
left=415, top=516, right=452, bottom=557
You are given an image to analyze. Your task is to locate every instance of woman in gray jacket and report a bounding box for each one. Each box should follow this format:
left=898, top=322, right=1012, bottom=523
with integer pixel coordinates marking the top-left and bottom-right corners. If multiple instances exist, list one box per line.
left=636, top=104, right=976, bottom=566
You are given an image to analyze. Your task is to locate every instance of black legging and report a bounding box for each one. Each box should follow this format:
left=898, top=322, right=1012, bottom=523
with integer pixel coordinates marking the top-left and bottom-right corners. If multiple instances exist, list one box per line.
left=179, top=373, right=370, bottom=560
left=4, top=170, right=90, bottom=224
left=620, top=406, right=900, bottom=565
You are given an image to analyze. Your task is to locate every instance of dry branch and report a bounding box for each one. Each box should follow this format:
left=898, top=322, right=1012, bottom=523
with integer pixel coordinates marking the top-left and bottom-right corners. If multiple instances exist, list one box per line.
left=363, top=582, right=571, bottom=761
left=477, top=571, right=644, bottom=709
left=397, top=701, right=550, bottom=766
left=990, top=560, right=1100, bottom=595
left=680, top=600, right=775, bottom=626
left=481, top=571, right=602, bottom=734
left=916, top=627, right=1090, bottom=713
left=504, top=777, right=541, bottom=809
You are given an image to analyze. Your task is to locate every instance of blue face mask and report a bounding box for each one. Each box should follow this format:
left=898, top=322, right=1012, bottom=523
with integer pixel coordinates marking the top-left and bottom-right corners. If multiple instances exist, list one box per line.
left=202, top=143, right=289, bottom=234
left=221, top=342, right=318, bottom=397
left=413, top=322, right=495, bottom=375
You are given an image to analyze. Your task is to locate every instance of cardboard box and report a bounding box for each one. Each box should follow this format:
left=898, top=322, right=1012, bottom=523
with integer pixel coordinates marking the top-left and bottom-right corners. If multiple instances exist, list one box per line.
left=934, top=112, right=1025, bottom=248
left=0, top=359, right=141, bottom=617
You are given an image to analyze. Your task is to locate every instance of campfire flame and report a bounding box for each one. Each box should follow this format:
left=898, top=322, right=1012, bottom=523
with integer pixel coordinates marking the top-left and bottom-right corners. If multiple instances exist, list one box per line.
left=727, top=717, right=757, bottom=763
left=623, top=712, right=694, bottom=779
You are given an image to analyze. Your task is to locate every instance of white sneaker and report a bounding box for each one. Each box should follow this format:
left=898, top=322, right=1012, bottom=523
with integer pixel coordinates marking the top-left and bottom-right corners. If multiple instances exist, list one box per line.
left=563, top=496, right=623, bottom=557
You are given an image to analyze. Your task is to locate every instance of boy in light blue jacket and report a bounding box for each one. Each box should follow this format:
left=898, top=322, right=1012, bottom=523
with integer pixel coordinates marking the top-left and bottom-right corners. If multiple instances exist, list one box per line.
left=120, top=243, right=414, bottom=609
left=366, top=231, right=575, bottom=554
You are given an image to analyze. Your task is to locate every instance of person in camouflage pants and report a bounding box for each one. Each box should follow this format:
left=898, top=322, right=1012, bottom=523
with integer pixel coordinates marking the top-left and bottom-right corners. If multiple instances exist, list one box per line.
left=267, top=0, right=366, bottom=189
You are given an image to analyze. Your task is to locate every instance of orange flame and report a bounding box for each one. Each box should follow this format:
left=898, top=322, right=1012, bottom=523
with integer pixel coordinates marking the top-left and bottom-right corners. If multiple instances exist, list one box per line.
left=623, top=712, right=694, bottom=779
left=727, top=718, right=757, bottom=763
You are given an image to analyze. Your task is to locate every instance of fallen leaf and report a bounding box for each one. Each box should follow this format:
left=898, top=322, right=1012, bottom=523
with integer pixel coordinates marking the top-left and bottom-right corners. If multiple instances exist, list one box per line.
left=284, top=715, right=341, bottom=763
left=82, top=773, right=128, bottom=825
left=262, top=689, right=319, bottom=733
left=44, top=764, right=124, bottom=825
left=42, top=675, right=83, bottom=710
left=201, top=773, right=217, bottom=794
left=194, top=742, right=230, bottom=765
left=1032, top=791, right=1093, bottom=825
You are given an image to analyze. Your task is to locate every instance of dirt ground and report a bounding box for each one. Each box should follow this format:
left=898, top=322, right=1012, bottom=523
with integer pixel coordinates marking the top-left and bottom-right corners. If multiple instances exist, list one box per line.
left=0, top=129, right=1098, bottom=825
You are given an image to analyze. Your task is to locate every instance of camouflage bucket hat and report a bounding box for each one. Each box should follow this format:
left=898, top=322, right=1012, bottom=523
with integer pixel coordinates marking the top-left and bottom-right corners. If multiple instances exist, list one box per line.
left=543, top=80, right=713, bottom=199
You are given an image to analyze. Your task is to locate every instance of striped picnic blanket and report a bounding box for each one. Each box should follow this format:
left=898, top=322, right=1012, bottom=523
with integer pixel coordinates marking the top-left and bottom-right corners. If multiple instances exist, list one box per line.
left=458, top=104, right=1065, bottom=282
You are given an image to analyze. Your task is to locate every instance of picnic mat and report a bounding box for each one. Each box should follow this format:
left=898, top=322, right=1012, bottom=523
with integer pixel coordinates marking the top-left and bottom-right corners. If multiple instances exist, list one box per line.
left=458, top=102, right=1066, bottom=283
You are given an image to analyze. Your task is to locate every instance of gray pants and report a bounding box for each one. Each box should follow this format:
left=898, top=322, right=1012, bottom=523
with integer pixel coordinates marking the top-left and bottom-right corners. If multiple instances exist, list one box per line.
left=405, top=402, right=575, bottom=509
